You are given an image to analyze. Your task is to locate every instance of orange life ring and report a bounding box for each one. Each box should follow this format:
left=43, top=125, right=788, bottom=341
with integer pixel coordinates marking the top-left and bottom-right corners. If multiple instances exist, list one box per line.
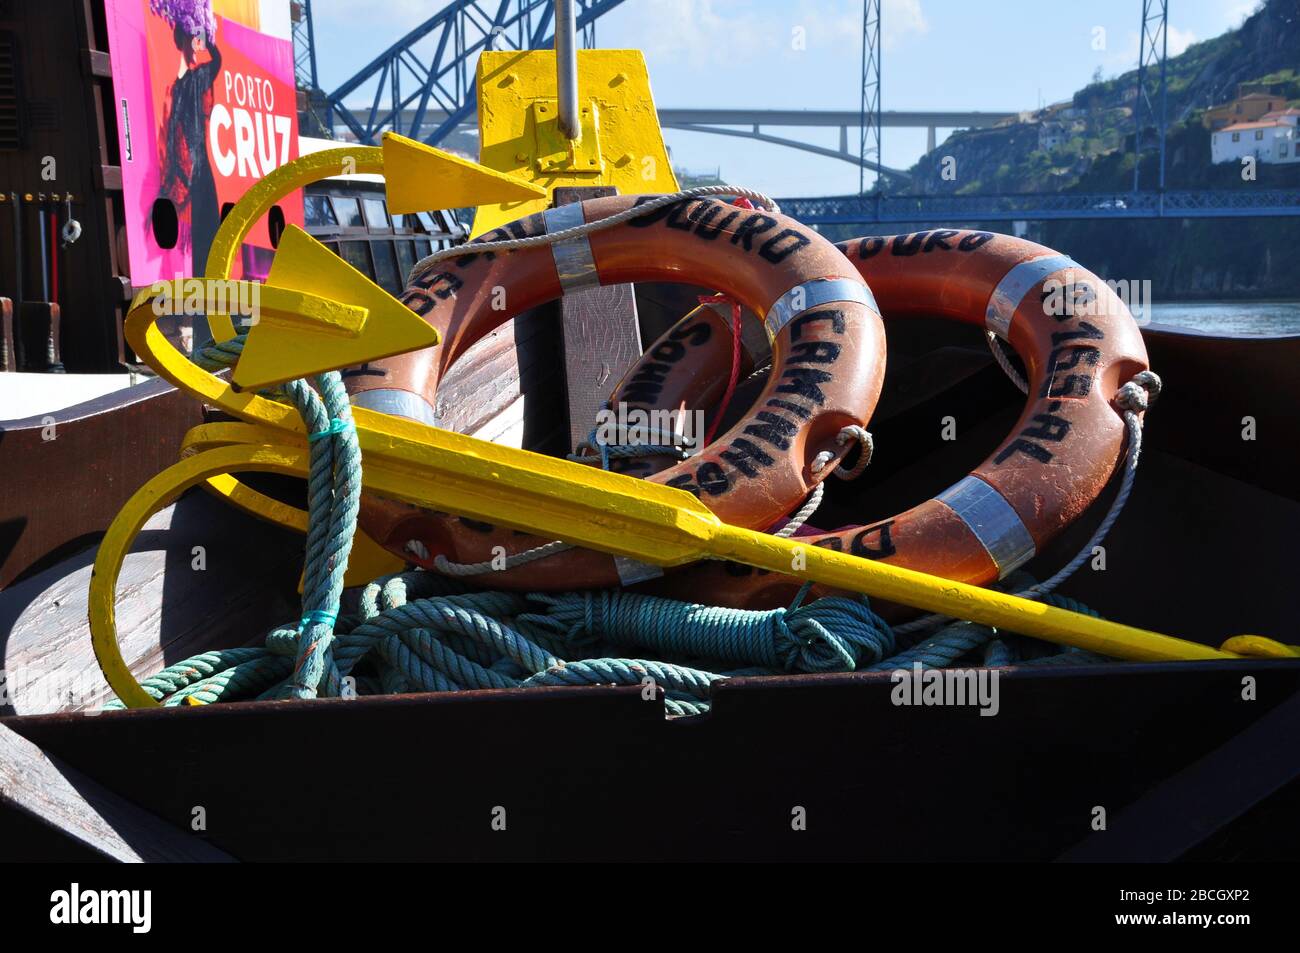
left=616, top=229, right=1151, bottom=608
left=349, top=195, right=887, bottom=588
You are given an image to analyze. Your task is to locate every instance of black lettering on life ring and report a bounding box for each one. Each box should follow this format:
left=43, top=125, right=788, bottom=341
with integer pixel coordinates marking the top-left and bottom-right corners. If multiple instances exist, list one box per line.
left=1040, top=346, right=1100, bottom=400
left=851, top=521, right=896, bottom=559
left=1021, top=408, right=1071, bottom=443
left=994, top=439, right=1053, bottom=465
left=789, top=307, right=847, bottom=340
left=666, top=461, right=731, bottom=498
left=730, top=213, right=778, bottom=251
left=453, top=219, right=533, bottom=267
left=957, top=232, right=995, bottom=252
left=650, top=339, right=687, bottom=363
left=758, top=228, right=811, bottom=263
left=923, top=230, right=960, bottom=252
left=720, top=438, right=776, bottom=478
left=670, top=317, right=712, bottom=346
left=1051, top=321, right=1105, bottom=346
left=789, top=340, right=841, bottom=365
left=666, top=201, right=700, bottom=231
left=892, top=232, right=928, bottom=256
left=626, top=196, right=681, bottom=227
left=621, top=362, right=671, bottom=405
left=696, top=461, right=729, bottom=496
left=776, top=367, right=833, bottom=406
left=766, top=397, right=812, bottom=420
left=743, top=411, right=799, bottom=452
left=855, top=236, right=887, bottom=259
left=693, top=206, right=742, bottom=241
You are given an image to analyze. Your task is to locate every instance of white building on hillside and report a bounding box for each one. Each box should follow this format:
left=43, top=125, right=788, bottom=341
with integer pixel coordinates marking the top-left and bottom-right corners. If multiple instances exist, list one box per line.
left=1210, top=110, right=1300, bottom=165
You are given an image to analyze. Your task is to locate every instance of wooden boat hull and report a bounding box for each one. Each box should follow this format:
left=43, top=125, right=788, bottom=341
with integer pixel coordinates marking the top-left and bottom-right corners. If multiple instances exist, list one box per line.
left=1, top=319, right=1298, bottom=860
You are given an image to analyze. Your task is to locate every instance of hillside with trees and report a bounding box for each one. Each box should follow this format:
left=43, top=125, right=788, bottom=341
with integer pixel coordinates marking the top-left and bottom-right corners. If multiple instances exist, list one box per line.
left=886, top=0, right=1300, bottom=298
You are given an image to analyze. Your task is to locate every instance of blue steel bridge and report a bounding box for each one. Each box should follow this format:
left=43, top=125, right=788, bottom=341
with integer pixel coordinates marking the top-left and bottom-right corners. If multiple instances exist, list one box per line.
left=778, top=188, right=1300, bottom=226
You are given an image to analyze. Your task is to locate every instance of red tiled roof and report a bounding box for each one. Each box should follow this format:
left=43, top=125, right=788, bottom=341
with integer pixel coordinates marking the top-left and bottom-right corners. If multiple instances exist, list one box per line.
left=1219, top=120, right=1290, bottom=132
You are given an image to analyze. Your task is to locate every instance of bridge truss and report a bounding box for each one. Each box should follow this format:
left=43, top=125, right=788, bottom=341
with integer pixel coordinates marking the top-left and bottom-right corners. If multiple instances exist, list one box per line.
left=322, top=0, right=625, bottom=147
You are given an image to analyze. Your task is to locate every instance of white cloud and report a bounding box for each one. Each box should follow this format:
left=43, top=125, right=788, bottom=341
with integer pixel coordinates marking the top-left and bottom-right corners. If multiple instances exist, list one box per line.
left=1105, top=22, right=1195, bottom=71
left=1220, top=1, right=1261, bottom=29
left=1166, top=25, right=1196, bottom=57
left=637, top=0, right=763, bottom=61
left=883, top=0, right=929, bottom=51
left=636, top=0, right=928, bottom=63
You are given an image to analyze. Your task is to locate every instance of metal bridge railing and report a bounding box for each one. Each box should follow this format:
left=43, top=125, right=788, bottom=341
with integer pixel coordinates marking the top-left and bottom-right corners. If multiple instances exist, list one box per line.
left=779, top=189, right=1300, bottom=224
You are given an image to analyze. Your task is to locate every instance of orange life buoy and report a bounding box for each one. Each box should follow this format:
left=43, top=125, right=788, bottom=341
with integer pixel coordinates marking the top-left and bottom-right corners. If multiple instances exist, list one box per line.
left=615, top=229, right=1151, bottom=608
left=348, top=195, right=887, bottom=588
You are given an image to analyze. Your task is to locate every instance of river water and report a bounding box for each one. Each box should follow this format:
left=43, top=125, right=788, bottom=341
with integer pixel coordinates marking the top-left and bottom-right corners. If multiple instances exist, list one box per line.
left=1146, top=301, right=1300, bottom=336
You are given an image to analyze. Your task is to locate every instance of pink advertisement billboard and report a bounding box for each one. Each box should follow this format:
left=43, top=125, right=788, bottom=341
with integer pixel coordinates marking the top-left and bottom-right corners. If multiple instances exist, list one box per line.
left=104, top=0, right=302, bottom=286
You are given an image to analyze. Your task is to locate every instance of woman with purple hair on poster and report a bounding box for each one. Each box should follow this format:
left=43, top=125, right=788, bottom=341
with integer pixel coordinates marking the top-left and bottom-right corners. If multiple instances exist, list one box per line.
left=152, top=0, right=221, bottom=280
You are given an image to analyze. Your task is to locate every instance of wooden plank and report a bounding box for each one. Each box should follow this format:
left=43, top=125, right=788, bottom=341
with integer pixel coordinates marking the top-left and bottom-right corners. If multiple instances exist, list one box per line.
left=0, top=490, right=303, bottom=715
left=0, top=376, right=204, bottom=588
left=82, top=48, right=112, bottom=79
left=17, top=301, right=62, bottom=371
left=0, top=298, right=14, bottom=372
left=95, top=164, right=123, bottom=192
left=552, top=186, right=643, bottom=453
left=434, top=315, right=564, bottom=445
left=0, top=721, right=235, bottom=862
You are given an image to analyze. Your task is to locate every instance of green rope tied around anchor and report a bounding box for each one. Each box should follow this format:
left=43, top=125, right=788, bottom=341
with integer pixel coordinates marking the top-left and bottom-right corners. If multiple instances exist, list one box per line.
left=198, top=334, right=361, bottom=700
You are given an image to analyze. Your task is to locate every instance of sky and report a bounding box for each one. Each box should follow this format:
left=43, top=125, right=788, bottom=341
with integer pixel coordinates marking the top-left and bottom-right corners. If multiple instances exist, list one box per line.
left=309, top=0, right=1263, bottom=196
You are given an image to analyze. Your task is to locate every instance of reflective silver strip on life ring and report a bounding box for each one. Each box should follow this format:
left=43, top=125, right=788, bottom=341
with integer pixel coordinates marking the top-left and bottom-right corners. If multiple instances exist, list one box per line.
left=351, top=388, right=439, bottom=428
left=543, top=204, right=600, bottom=292
left=935, top=475, right=1035, bottom=578
left=764, top=277, right=879, bottom=340
left=614, top=555, right=664, bottom=585
left=984, top=254, right=1077, bottom=339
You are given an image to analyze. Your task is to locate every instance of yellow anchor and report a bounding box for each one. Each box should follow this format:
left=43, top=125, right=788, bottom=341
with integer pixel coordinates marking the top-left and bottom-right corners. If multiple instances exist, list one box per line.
left=93, top=135, right=1299, bottom=708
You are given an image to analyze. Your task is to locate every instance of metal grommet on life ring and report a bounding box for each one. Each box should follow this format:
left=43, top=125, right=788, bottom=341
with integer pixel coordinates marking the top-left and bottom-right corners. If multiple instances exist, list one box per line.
left=348, top=194, right=888, bottom=589
left=623, top=229, right=1151, bottom=609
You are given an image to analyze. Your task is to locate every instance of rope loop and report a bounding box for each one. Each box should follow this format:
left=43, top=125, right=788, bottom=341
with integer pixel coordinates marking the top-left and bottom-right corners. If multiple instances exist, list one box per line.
left=810, top=425, right=874, bottom=479
left=1115, top=369, right=1162, bottom=413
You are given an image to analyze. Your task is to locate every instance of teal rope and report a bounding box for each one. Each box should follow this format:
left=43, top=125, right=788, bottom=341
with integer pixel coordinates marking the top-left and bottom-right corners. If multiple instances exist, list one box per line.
left=515, top=589, right=895, bottom=673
